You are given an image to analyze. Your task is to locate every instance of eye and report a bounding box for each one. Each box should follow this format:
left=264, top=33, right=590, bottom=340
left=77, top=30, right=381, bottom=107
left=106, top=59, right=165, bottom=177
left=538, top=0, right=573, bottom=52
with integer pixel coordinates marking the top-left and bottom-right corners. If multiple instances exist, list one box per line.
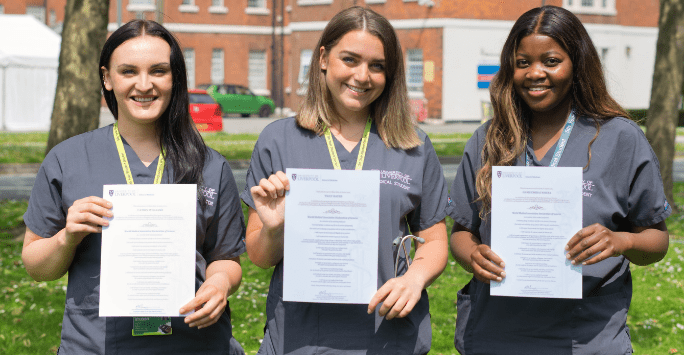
left=545, top=58, right=561, bottom=66
left=370, top=62, right=385, bottom=72
left=121, top=69, right=136, bottom=75
left=152, top=68, right=169, bottom=75
left=515, top=59, right=529, bottom=68
left=342, top=56, right=356, bottom=64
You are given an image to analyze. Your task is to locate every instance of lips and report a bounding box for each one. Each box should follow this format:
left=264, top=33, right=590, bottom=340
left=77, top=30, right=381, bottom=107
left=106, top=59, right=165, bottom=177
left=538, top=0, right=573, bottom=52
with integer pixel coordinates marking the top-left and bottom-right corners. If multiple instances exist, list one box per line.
left=131, top=96, right=157, bottom=103
left=345, top=84, right=369, bottom=94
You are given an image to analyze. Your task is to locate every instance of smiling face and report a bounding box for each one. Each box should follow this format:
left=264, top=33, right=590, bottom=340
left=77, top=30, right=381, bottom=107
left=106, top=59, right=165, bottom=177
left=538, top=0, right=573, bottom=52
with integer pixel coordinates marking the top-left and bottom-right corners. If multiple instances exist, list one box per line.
left=513, top=34, right=573, bottom=121
left=102, top=35, right=173, bottom=126
left=320, top=30, right=386, bottom=122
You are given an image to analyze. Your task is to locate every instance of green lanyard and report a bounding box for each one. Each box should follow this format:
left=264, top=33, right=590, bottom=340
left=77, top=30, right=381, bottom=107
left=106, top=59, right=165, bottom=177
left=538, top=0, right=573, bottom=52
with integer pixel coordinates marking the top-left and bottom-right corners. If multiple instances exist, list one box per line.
left=113, top=122, right=165, bottom=184
left=324, top=117, right=372, bottom=170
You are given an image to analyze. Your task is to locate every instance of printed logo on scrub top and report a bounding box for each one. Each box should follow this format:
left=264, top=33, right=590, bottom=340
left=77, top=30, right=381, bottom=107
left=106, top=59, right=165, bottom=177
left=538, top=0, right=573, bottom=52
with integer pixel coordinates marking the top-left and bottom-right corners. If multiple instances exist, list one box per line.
left=201, top=186, right=217, bottom=206
left=378, top=170, right=413, bottom=191
left=582, top=180, right=594, bottom=198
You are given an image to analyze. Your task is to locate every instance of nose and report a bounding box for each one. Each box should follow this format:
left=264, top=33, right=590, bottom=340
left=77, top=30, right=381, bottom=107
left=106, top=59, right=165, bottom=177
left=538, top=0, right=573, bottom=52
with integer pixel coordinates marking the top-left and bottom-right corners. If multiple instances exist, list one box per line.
left=135, top=73, right=153, bottom=92
left=527, top=62, right=546, bottom=80
left=354, top=63, right=370, bottom=84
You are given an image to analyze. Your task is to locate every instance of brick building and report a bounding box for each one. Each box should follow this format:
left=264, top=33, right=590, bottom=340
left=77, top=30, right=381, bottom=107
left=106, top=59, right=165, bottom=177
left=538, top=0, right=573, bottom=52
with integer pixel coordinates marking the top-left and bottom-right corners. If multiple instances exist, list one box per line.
left=1, top=0, right=660, bottom=121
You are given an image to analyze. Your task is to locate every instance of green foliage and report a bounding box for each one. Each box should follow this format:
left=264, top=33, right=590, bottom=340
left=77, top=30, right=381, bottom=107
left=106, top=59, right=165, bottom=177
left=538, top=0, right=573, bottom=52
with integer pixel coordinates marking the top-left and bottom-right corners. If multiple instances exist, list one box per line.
left=629, top=109, right=684, bottom=126
left=0, top=200, right=28, bottom=240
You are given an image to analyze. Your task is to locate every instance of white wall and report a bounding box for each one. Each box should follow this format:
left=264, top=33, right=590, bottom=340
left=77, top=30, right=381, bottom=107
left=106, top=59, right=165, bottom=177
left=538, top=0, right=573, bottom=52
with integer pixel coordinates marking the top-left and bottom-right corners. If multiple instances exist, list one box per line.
left=442, top=20, right=658, bottom=121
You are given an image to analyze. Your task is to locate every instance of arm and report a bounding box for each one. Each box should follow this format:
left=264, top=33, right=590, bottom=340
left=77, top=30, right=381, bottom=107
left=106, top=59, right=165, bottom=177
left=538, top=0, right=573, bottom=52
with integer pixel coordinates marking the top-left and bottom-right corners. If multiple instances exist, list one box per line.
left=449, top=222, right=505, bottom=284
left=565, top=221, right=668, bottom=266
left=245, top=171, right=289, bottom=268
left=22, top=196, right=112, bottom=281
left=367, top=219, right=448, bottom=320
left=181, top=257, right=242, bottom=329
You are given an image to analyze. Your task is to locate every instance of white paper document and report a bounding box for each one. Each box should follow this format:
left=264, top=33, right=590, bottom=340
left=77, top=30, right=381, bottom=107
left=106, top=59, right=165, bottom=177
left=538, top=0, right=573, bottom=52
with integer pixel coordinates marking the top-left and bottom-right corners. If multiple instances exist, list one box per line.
left=491, top=166, right=583, bottom=299
left=283, top=168, right=379, bottom=304
left=100, top=184, right=196, bottom=316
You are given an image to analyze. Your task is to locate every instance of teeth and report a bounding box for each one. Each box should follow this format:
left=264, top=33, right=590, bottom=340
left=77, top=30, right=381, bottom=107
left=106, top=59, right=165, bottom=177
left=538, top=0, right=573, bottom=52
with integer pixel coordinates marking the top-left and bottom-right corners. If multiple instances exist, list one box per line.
left=528, top=87, right=548, bottom=92
left=133, top=97, right=155, bottom=102
left=347, top=85, right=368, bottom=93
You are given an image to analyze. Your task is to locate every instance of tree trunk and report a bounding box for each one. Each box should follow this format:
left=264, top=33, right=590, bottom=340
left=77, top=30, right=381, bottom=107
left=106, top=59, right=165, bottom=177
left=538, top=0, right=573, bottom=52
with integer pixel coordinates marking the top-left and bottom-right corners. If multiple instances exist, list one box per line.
left=45, top=0, right=109, bottom=154
left=645, top=0, right=684, bottom=209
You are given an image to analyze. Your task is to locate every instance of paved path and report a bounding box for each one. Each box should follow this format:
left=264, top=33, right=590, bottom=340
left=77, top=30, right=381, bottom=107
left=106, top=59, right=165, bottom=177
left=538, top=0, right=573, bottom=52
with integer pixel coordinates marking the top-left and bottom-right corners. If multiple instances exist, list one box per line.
left=6, top=158, right=684, bottom=201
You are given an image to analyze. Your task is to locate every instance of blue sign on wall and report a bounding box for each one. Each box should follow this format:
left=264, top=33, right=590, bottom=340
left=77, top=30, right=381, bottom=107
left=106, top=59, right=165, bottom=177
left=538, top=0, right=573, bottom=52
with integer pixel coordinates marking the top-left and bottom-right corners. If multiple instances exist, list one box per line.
left=477, top=65, right=500, bottom=89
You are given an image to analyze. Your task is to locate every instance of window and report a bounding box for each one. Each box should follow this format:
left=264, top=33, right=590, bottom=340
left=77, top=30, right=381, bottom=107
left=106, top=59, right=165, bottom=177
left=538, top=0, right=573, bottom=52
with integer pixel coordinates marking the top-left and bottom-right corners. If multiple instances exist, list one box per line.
left=297, top=0, right=334, bottom=5
left=246, top=0, right=269, bottom=14
left=406, top=49, right=424, bottom=96
left=249, top=50, right=268, bottom=95
left=211, top=49, right=224, bottom=85
left=26, top=6, right=46, bottom=23
left=179, top=0, right=199, bottom=12
left=49, top=9, right=56, bottom=26
left=563, top=0, right=615, bottom=15
left=128, top=0, right=155, bottom=12
left=0, top=5, right=5, bottom=14
left=184, top=49, right=195, bottom=89
left=209, top=0, right=228, bottom=13
left=296, top=50, right=313, bottom=95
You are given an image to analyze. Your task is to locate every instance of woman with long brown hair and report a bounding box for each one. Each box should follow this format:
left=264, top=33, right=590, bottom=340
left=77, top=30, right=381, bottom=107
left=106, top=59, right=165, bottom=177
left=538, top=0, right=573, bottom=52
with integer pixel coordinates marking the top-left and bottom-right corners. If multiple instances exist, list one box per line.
left=448, top=6, right=669, bottom=354
left=242, top=6, right=448, bottom=354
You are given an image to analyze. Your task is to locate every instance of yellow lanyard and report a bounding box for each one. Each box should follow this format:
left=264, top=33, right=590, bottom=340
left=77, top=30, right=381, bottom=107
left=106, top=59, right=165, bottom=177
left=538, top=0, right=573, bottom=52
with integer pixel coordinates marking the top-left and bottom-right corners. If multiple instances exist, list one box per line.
left=324, top=117, right=372, bottom=170
left=113, top=123, right=165, bottom=184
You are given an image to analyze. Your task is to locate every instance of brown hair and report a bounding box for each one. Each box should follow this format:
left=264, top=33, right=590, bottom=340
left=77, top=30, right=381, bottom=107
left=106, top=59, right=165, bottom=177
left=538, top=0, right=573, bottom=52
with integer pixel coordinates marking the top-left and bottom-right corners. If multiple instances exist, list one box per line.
left=477, top=5, right=629, bottom=216
left=297, top=6, right=421, bottom=149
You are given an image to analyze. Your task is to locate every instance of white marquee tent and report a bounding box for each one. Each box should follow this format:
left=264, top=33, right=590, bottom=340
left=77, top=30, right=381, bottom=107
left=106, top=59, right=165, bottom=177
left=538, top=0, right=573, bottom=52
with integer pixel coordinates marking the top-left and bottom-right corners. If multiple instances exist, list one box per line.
left=0, top=14, right=61, bottom=131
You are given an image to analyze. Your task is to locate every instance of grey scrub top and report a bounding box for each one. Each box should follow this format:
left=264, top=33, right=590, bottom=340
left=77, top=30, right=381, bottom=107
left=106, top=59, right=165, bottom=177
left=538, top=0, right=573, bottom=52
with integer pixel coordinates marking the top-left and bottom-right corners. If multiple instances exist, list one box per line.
left=24, top=125, right=246, bottom=355
left=240, top=117, right=448, bottom=355
left=447, top=117, right=670, bottom=355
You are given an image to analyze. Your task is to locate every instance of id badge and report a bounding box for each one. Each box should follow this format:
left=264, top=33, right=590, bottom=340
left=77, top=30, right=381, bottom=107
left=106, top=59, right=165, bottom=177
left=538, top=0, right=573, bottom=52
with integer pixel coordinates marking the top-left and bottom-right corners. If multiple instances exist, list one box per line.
left=132, top=317, right=172, bottom=336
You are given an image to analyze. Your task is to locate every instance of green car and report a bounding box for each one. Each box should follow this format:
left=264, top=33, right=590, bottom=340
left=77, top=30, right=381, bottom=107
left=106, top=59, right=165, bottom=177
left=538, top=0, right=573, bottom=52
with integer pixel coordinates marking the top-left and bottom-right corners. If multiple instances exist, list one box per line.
left=199, top=84, right=275, bottom=117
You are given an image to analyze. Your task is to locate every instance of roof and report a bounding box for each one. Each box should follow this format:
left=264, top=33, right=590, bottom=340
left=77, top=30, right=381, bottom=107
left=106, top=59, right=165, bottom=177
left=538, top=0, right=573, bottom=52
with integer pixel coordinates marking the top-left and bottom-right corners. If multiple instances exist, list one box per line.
left=0, top=14, right=61, bottom=68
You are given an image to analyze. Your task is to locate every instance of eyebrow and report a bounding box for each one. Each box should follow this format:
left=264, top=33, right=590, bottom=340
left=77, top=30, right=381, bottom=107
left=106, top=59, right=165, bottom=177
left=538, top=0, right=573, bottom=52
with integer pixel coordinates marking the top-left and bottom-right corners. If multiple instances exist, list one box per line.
left=116, top=62, right=171, bottom=69
left=339, top=50, right=385, bottom=62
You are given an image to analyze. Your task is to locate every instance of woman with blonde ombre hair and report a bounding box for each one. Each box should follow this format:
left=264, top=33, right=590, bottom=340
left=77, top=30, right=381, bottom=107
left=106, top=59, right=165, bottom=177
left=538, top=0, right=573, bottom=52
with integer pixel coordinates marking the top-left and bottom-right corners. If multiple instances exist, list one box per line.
left=241, top=6, right=448, bottom=354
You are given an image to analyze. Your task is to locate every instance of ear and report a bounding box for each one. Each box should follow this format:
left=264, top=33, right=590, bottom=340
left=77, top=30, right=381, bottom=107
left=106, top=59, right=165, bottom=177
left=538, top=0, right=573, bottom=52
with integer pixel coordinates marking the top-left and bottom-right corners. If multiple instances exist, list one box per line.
left=319, top=46, right=328, bottom=71
left=101, top=66, right=113, bottom=91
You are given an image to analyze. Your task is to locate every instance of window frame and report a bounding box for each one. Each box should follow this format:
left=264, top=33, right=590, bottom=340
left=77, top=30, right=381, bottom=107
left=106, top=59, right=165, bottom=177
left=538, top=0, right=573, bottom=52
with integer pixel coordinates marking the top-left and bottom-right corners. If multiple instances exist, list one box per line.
left=248, top=50, right=269, bottom=96
left=406, top=48, right=424, bottom=98
left=211, top=49, right=225, bottom=85
left=563, top=0, right=616, bottom=16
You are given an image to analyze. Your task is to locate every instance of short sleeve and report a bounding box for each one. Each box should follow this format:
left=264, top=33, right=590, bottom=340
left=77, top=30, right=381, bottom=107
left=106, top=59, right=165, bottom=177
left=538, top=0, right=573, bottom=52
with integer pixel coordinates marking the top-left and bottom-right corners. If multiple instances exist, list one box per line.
left=203, top=157, right=247, bottom=263
left=23, top=150, right=66, bottom=238
left=624, top=124, right=671, bottom=226
left=406, top=135, right=448, bottom=232
left=240, top=136, right=273, bottom=210
left=447, top=125, right=486, bottom=234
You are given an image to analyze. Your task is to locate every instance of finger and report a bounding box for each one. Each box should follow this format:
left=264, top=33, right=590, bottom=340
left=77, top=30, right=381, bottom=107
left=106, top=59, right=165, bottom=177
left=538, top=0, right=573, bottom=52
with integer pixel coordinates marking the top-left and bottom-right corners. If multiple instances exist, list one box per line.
left=71, top=211, right=110, bottom=228
left=582, top=248, right=615, bottom=266
left=193, top=301, right=225, bottom=329
left=274, top=171, right=290, bottom=191
left=368, top=284, right=391, bottom=314
left=397, top=296, right=418, bottom=318
left=385, top=294, right=409, bottom=320
left=483, top=248, right=505, bottom=268
left=187, top=298, right=221, bottom=328
left=82, top=202, right=114, bottom=218
left=472, top=253, right=505, bottom=280
left=180, top=296, right=207, bottom=319
left=258, top=178, right=278, bottom=199
left=567, top=230, right=605, bottom=261
left=74, top=196, right=113, bottom=209
left=250, top=185, right=269, bottom=199
left=572, top=236, right=608, bottom=265
left=472, top=261, right=498, bottom=284
left=378, top=289, right=401, bottom=317
left=267, top=175, right=286, bottom=197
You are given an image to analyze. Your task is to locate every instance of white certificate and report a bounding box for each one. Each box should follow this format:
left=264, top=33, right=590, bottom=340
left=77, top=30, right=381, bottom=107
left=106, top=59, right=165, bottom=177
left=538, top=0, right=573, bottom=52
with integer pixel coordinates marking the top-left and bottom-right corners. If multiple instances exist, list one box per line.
left=100, top=184, right=196, bottom=316
left=491, top=166, right=582, bottom=299
left=283, top=168, right=379, bottom=304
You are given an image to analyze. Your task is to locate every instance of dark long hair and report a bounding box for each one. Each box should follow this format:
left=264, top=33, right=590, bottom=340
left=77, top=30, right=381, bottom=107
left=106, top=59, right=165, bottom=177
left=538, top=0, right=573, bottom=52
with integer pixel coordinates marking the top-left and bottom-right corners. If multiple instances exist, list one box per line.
left=477, top=5, right=629, bottom=216
left=99, top=20, right=206, bottom=186
left=297, top=6, right=420, bottom=149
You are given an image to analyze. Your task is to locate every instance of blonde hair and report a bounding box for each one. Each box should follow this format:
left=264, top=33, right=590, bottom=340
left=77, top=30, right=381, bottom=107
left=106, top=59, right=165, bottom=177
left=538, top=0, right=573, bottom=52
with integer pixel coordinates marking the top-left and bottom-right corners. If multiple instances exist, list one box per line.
left=296, top=6, right=421, bottom=150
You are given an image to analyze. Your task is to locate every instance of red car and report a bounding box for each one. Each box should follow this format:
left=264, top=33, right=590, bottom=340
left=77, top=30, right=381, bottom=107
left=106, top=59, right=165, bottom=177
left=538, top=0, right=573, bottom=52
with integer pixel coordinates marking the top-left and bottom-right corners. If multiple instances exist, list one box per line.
left=189, top=89, right=223, bottom=132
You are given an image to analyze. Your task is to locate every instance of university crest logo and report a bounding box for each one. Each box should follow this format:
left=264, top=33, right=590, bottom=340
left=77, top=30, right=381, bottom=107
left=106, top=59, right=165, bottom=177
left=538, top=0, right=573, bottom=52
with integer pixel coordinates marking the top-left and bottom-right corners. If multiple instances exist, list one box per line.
left=109, top=190, right=114, bottom=197
left=291, top=174, right=297, bottom=181
left=497, top=171, right=502, bottom=178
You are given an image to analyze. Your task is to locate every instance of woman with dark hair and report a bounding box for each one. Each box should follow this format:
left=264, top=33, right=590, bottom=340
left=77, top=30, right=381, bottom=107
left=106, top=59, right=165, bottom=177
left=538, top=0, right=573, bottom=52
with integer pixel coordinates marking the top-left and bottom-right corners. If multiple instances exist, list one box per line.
left=242, top=6, right=448, bottom=354
left=448, top=5, right=669, bottom=354
left=22, top=20, right=246, bottom=354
